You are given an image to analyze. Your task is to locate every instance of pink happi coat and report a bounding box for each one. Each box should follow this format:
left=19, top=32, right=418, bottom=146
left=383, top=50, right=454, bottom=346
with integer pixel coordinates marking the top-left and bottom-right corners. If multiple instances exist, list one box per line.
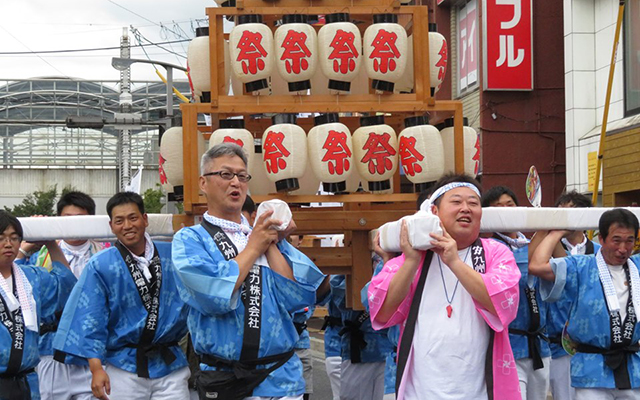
left=368, top=238, right=521, bottom=400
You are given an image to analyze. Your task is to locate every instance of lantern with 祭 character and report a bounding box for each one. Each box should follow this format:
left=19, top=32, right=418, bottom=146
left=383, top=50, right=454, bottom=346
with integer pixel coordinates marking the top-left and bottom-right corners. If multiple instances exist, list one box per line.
left=318, top=13, right=362, bottom=93
left=209, top=119, right=255, bottom=165
left=399, top=116, right=445, bottom=192
left=187, top=27, right=212, bottom=102
left=229, top=14, right=274, bottom=93
left=307, top=113, right=354, bottom=193
left=428, top=23, right=448, bottom=96
left=352, top=115, right=399, bottom=192
left=438, top=117, right=480, bottom=177
left=262, top=114, right=308, bottom=192
left=363, top=14, right=408, bottom=93
left=160, top=119, right=207, bottom=189
left=274, top=14, right=318, bottom=93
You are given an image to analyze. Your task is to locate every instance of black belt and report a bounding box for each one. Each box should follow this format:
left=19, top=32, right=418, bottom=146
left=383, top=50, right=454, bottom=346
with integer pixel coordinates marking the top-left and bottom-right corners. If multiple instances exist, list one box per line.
left=576, top=343, right=640, bottom=389
left=509, top=327, right=549, bottom=370
left=321, top=316, right=342, bottom=331
left=125, top=341, right=179, bottom=378
left=339, top=321, right=367, bottom=364
left=548, top=335, right=562, bottom=345
left=201, top=349, right=295, bottom=377
left=293, top=322, right=307, bottom=336
left=0, top=367, right=35, bottom=400
left=39, top=321, right=58, bottom=336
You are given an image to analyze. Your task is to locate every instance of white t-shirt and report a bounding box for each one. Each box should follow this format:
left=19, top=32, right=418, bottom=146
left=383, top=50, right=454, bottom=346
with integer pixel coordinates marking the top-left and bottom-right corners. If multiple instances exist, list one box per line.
left=403, top=249, right=491, bottom=400
left=609, top=264, right=630, bottom=321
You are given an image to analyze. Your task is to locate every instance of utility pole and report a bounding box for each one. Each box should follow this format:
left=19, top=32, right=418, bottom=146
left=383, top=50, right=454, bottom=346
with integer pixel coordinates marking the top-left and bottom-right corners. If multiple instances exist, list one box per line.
left=117, top=27, right=133, bottom=191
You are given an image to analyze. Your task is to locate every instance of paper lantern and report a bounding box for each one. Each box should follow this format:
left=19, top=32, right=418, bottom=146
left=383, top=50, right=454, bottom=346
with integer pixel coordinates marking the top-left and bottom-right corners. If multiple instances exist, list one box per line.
left=274, top=15, right=318, bottom=93
left=308, top=113, right=354, bottom=193
left=229, top=15, right=274, bottom=93
left=158, top=154, right=172, bottom=193
left=262, top=114, right=307, bottom=192
left=187, top=27, right=210, bottom=102
left=363, top=14, right=408, bottom=93
left=160, top=122, right=207, bottom=187
left=248, top=145, right=272, bottom=196
left=318, top=13, right=362, bottom=93
left=428, top=23, right=448, bottom=96
left=399, top=116, right=445, bottom=193
left=394, top=34, right=414, bottom=93
left=209, top=119, right=255, bottom=165
left=213, top=0, right=235, bottom=7
left=297, top=163, right=322, bottom=195
left=352, top=115, right=399, bottom=192
left=438, top=117, right=481, bottom=177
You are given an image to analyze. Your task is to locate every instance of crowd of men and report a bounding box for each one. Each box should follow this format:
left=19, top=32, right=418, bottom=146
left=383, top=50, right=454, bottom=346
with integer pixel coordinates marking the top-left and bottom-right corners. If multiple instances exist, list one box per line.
left=1, top=141, right=639, bottom=400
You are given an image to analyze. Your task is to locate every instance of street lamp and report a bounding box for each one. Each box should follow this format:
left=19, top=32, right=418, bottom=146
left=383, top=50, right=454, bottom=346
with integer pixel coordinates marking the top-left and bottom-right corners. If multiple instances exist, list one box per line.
left=111, top=57, right=187, bottom=126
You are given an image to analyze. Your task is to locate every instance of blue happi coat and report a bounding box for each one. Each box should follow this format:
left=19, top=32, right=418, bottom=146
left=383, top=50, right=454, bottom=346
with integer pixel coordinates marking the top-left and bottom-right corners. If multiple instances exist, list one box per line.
left=293, top=306, right=315, bottom=350
left=497, top=243, right=551, bottom=360
left=53, top=242, right=189, bottom=379
left=323, top=289, right=343, bottom=359
left=541, top=253, right=640, bottom=388
left=171, top=224, right=326, bottom=398
left=0, top=262, right=76, bottom=400
left=547, top=240, right=601, bottom=359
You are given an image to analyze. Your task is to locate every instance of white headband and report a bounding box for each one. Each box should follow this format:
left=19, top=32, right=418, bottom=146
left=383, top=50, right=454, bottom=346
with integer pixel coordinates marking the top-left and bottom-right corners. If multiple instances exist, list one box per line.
left=419, top=182, right=481, bottom=213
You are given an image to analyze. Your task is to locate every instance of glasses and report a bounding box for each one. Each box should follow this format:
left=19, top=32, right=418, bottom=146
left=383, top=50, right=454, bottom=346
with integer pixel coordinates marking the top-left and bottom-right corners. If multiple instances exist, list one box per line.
left=202, top=170, right=252, bottom=182
left=0, top=236, right=20, bottom=245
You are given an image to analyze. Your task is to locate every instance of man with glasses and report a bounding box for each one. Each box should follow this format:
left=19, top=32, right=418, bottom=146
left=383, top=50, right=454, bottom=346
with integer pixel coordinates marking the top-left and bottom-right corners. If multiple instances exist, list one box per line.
left=172, top=143, right=326, bottom=400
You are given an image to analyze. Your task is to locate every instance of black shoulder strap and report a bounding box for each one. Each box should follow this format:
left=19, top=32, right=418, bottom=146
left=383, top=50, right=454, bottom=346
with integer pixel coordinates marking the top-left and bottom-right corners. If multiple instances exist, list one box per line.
left=115, top=241, right=163, bottom=378
left=396, top=251, right=434, bottom=392
left=585, top=239, right=595, bottom=255
left=0, top=274, right=26, bottom=376
left=200, top=219, right=262, bottom=362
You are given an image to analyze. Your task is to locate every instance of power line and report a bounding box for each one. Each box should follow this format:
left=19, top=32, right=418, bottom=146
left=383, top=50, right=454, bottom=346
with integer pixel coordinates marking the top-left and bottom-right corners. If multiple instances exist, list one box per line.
left=0, top=40, right=190, bottom=55
left=0, top=26, right=70, bottom=79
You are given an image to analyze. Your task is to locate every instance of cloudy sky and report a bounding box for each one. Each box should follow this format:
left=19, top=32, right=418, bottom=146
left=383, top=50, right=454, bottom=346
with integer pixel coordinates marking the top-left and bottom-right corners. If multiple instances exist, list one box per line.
left=0, top=0, right=214, bottom=82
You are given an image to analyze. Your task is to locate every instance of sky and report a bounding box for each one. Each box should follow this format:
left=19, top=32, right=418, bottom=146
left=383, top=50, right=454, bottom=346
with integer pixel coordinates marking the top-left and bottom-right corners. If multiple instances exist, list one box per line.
left=0, top=0, right=214, bottom=82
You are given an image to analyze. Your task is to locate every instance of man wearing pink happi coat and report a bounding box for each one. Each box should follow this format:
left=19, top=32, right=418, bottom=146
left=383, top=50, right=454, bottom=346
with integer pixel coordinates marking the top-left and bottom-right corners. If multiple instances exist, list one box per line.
left=368, top=174, right=522, bottom=400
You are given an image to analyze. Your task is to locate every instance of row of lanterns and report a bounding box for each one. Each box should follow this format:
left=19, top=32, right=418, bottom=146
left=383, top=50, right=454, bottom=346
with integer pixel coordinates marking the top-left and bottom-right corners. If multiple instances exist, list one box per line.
left=187, top=14, right=448, bottom=98
left=159, top=115, right=479, bottom=195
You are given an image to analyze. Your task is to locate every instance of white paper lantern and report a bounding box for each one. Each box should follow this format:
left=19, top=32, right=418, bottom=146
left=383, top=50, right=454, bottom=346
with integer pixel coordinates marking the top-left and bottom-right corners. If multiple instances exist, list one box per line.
left=262, top=114, right=308, bottom=192
left=352, top=115, right=399, bottom=192
left=429, top=23, right=448, bottom=96
left=213, top=0, right=235, bottom=7
left=363, top=14, right=408, bottom=93
left=248, top=145, right=272, bottom=196
left=160, top=122, right=207, bottom=187
left=438, top=117, right=481, bottom=177
left=229, top=15, right=274, bottom=93
left=209, top=119, right=255, bottom=165
left=394, top=34, right=414, bottom=93
left=399, top=116, right=445, bottom=192
left=224, top=39, right=231, bottom=95
left=307, top=113, right=354, bottom=193
left=158, top=153, right=173, bottom=193
left=297, top=163, right=322, bottom=195
left=318, top=13, right=362, bottom=93
left=274, top=15, right=318, bottom=93
left=188, top=27, right=211, bottom=102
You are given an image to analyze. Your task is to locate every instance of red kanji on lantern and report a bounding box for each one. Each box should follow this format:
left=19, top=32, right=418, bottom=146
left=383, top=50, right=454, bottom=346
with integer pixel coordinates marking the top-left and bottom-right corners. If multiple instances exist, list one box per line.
left=223, top=136, right=245, bottom=147
left=472, top=134, right=480, bottom=175
left=263, top=131, right=290, bottom=173
left=399, top=136, right=424, bottom=176
left=322, top=130, right=352, bottom=175
left=280, top=30, right=311, bottom=74
left=369, top=29, right=400, bottom=73
left=361, top=132, right=397, bottom=175
left=236, top=31, right=268, bottom=75
left=436, top=40, right=448, bottom=81
left=329, top=29, right=359, bottom=74
left=159, top=154, right=168, bottom=184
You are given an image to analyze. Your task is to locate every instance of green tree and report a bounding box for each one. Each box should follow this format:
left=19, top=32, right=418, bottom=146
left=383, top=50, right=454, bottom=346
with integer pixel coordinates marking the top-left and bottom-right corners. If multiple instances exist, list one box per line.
left=5, top=187, right=59, bottom=217
left=143, top=184, right=164, bottom=214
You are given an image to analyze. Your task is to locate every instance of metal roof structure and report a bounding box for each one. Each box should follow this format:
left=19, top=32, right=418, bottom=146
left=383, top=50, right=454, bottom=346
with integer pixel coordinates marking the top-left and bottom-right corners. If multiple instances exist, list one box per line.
left=0, top=78, right=192, bottom=168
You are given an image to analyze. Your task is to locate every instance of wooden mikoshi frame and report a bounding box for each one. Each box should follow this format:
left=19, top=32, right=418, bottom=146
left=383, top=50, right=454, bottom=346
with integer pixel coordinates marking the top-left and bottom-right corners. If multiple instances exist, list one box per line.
left=178, top=2, right=467, bottom=309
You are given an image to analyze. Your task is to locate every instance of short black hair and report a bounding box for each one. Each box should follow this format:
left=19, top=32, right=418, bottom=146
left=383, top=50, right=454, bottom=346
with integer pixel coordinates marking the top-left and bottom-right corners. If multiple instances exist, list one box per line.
left=599, top=208, right=639, bottom=241
left=555, top=190, right=593, bottom=208
left=481, top=185, right=519, bottom=208
left=57, top=191, right=96, bottom=216
left=417, top=190, right=430, bottom=211
left=242, top=195, right=256, bottom=214
left=0, top=210, right=23, bottom=240
left=429, top=173, right=482, bottom=206
left=106, top=192, right=145, bottom=219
